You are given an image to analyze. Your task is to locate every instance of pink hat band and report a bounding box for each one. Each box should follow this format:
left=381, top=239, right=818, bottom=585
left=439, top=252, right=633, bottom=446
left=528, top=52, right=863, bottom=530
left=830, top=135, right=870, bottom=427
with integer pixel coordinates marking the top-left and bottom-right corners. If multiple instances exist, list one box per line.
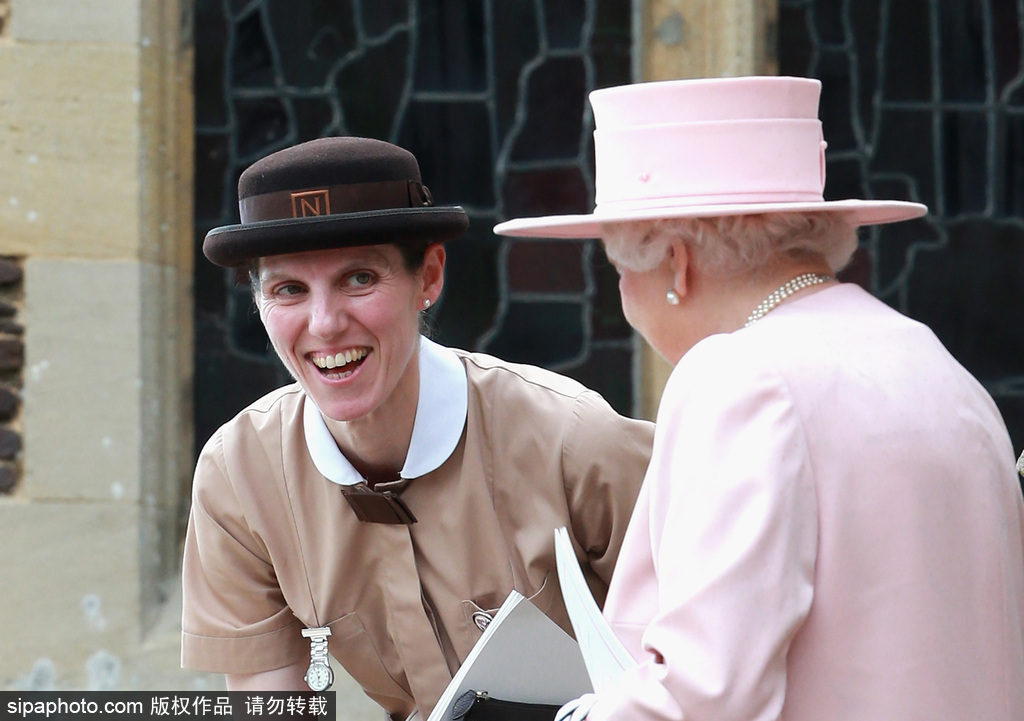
left=493, top=76, right=927, bottom=239
left=595, top=119, right=827, bottom=210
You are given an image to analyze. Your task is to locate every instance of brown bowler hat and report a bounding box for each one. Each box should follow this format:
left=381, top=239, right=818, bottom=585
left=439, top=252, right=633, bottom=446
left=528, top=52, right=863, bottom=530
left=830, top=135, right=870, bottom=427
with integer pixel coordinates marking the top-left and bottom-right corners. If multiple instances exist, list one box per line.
left=203, top=136, right=470, bottom=267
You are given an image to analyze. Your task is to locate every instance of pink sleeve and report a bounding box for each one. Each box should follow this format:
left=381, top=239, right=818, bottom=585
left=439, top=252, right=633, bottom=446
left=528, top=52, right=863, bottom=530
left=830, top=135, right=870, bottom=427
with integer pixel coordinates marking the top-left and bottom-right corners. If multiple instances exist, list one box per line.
left=591, top=341, right=818, bottom=721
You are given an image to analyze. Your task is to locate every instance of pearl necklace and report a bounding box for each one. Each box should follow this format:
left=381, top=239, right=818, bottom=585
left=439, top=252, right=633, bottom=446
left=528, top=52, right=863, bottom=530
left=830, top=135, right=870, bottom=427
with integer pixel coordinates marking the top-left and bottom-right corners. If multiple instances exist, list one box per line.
left=744, top=272, right=834, bottom=327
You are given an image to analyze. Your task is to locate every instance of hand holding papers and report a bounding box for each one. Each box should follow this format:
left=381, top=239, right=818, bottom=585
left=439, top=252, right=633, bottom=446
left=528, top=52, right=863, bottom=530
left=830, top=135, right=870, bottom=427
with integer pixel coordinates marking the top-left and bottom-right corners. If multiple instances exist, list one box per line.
left=426, top=590, right=592, bottom=721
left=426, top=528, right=638, bottom=721
left=553, top=526, right=637, bottom=691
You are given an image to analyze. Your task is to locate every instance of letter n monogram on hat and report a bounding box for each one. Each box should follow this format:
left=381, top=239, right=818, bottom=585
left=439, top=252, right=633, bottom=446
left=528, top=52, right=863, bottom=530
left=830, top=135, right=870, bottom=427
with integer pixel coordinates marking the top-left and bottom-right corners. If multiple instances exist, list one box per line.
left=202, top=137, right=469, bottom=268
left=292, top=189, right=331, bottom=218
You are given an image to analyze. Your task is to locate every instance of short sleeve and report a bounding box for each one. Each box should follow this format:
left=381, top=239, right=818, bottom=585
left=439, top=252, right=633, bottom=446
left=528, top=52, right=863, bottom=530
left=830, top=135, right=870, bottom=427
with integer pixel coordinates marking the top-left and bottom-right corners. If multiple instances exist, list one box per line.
left=180, top=430, right=307, bottom=673
left=590, top=337, right=818, bottom=721
left=561, top=390, right=654, bottom=590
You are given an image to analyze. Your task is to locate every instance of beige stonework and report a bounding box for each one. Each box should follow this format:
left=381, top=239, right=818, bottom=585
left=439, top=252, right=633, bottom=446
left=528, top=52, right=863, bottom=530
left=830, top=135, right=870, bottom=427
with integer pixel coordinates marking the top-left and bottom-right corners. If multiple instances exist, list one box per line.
left=0, top=500, right=221, bottom=691
left=135, top=0, right=195, bottom=631
left=0, top=0, right=199, bottom=693
left=138, top=260, right=193, bottom=631
left=0, top=502, right=158, bottom=688
left=10, top=0, right=140, bottom=44
left=138, top=0, right=195, bottom=270
left=0, top=2, right=10, bottom=39
left=0, top=43, right=142, bottom=260
left=641, top=0, right=778, bottom=82
left=635, top=0, right=778, bottom=419
left=22, top=259, right=144, bottom=501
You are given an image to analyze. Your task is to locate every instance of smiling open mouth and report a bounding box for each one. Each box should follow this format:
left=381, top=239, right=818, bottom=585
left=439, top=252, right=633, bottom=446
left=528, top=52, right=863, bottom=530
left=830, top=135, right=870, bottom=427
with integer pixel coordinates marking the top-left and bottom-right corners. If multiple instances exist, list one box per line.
left=311, top=348, right=369, bottom=379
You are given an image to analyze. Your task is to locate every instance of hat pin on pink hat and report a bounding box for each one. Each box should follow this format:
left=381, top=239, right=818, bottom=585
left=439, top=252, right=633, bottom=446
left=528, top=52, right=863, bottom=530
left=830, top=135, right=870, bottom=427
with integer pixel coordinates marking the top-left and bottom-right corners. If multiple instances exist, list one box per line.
left=493, top=76, right=927, bottom=239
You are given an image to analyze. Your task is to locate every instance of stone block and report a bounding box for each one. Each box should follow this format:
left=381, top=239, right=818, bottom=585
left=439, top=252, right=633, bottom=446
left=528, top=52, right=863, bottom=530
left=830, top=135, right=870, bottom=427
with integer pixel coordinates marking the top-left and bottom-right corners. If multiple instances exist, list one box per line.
left=0, top=258, right=23, bottom=286
left=10, top=0, right=140, bottom=44
left=0, top=44, right=142, bottom=260
left=0, top=500, right=222, bottom=692
left=0, top=338, right=24, bottom=370
left=0, top=501, right=140, bottom=690
left=0, top=386, right=19, bottom=420
left=641, top=0, right=776, bottom=82
left=0, top=462, right=16, bottom=493
left=0, top=427, right=21, bottom=458
left=22, top=259, right=141, bottom=502
left=0, top=320, right=24, bottom=335
left=135, top=262, right=193, bottom=632
left=0, top=497, right=383, bottom=702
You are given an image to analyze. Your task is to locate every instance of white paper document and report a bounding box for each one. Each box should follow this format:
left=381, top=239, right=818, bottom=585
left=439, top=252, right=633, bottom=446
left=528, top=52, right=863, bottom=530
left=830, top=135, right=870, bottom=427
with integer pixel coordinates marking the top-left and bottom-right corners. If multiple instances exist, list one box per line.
left=554, top=526, right=638, bottom=691
left=426, top=589, right=593, bottom=721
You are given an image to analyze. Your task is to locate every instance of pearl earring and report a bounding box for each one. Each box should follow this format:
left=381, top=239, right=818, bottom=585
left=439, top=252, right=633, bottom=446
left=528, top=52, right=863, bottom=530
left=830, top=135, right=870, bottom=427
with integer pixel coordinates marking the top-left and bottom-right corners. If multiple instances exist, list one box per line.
left=423, top=298, right=431, bottom=309
left=666, top=289, right=680, bottom=306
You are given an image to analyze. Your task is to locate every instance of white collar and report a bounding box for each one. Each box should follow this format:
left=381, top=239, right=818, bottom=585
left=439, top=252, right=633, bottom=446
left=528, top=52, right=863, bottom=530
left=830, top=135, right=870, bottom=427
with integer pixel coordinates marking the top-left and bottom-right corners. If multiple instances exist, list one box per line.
left=303, top=336, right=469, bottom=486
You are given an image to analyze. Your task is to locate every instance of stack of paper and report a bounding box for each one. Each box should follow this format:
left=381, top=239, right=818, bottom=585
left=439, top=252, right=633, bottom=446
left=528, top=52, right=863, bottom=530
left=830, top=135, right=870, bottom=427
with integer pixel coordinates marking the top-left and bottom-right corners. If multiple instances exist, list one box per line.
left=426, top=590, right=593, bottom=721
left=553, top=526, right=637, bottom=691
left=426, top=527, right=639, bottom=721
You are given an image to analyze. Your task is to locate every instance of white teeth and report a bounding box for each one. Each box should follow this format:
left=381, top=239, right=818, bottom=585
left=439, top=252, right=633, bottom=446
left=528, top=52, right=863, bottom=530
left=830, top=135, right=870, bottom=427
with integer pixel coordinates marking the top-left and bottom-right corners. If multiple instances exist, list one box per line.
left=313, top=348, right=367, bottom=370
left=323, top=369, right=355, bottom=380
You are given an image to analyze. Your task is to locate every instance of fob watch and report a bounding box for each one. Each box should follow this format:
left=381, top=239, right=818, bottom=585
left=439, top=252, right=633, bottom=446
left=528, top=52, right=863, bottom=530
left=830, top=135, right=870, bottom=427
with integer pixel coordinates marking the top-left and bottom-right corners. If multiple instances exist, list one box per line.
left=301, top=627, right=334, bottom=692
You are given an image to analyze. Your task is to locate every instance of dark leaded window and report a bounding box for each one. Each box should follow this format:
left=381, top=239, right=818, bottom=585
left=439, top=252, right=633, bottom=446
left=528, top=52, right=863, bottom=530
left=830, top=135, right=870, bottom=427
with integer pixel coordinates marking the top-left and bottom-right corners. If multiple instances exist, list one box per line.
left=780, top=0, right=1024, bottom=456
left=193, top=0, right=634, bottom=451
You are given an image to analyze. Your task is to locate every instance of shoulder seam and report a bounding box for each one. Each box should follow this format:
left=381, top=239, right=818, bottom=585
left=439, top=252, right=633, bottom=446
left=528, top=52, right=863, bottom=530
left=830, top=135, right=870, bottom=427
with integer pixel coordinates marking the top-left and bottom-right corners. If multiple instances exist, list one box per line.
left=458, top=351, right=590, bottom=402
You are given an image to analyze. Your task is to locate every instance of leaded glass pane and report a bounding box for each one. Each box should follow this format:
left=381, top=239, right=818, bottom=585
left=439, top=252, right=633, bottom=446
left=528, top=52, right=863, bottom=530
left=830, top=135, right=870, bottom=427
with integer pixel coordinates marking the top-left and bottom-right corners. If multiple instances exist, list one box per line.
left=780, top=0, right=1024, bottom=460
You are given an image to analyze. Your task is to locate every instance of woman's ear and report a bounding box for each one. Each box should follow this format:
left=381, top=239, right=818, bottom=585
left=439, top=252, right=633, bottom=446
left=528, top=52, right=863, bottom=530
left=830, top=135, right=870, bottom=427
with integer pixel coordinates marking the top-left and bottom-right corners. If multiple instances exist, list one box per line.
left=667, top=238, right=690, bottom=300
left=421, top=242, right=446, bottom=303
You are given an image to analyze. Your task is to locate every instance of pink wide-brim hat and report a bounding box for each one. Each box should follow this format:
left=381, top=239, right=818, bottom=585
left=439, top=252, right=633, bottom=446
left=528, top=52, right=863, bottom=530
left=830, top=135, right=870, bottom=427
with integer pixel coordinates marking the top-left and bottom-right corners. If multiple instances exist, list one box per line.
left=493, top=76, right=927, bottom=239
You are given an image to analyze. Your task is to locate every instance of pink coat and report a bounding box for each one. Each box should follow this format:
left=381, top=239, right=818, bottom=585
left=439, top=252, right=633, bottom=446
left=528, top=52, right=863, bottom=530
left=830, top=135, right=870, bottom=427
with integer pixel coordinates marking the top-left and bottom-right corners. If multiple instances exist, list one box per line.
left=593, top=283, right=1024, bottom=721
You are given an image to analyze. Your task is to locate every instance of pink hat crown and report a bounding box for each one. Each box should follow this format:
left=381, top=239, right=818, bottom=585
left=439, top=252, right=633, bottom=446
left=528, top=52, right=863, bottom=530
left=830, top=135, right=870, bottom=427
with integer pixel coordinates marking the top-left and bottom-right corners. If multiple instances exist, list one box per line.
left=493, top=76, right=926, bottom=239
left=592, top=76, right=827, bottom=210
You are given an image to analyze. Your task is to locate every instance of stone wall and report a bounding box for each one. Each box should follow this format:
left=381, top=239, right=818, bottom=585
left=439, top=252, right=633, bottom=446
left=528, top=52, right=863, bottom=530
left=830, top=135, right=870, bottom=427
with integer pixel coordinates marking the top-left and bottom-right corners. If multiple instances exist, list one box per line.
left=0, top=258, right=22, bottom=494
left=0, top=0, right=205, bottom=691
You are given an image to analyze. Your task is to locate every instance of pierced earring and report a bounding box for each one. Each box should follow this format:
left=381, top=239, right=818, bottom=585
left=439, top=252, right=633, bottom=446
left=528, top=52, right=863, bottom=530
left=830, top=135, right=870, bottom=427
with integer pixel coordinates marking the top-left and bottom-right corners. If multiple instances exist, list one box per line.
left=666, top=288, right=680, bottom=306
left=423, top=298, right=431, bottom=309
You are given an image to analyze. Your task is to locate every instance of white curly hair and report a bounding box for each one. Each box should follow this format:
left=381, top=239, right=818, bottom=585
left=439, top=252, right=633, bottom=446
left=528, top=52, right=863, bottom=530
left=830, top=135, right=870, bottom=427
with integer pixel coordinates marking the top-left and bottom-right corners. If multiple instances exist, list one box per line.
left=600, top=212, right=859, bottom=277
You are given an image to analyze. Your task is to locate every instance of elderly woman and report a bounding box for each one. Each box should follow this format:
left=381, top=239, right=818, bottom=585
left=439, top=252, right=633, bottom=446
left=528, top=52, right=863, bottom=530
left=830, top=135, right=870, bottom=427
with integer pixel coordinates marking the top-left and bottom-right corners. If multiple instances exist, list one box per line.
left=181, top=136, right=654, bottom=719
left=495, top=76, right=1024, bottom=720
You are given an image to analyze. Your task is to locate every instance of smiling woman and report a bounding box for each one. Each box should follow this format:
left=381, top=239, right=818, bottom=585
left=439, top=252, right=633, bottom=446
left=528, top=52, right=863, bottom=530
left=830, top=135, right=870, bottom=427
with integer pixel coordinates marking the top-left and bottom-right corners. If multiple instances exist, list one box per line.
left=254, top=244, right=436, bottom=452
left=180, top=136, right=654, bottom=719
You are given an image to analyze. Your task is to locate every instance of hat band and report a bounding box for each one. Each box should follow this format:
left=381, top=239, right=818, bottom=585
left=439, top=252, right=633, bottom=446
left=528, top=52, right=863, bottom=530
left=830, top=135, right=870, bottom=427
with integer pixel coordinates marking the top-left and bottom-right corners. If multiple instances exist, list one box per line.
left=593, top=120, right=826, bottom=207
left=239, top=180, right=434, bottom=224
left=594, top=190, right=827, bottom=213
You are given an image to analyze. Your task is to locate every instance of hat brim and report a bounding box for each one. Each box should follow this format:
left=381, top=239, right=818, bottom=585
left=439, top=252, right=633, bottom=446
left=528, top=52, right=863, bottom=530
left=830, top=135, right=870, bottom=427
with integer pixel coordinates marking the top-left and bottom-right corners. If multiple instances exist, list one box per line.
left=204, top=206, right=470, bottom=267
left=493, top=199, right=927, bottom=239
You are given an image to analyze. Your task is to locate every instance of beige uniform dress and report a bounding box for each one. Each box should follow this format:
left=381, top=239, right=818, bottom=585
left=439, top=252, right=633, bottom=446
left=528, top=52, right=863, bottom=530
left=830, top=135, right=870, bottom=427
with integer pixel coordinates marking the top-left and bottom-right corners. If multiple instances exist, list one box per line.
left=181, top=338, right=653, bottom=719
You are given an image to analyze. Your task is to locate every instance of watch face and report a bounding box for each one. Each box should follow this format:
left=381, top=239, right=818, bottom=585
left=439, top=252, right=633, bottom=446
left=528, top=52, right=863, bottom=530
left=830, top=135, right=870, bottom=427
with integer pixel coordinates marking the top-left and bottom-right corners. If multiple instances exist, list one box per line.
left=305, top=662, right=333, bottom=692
